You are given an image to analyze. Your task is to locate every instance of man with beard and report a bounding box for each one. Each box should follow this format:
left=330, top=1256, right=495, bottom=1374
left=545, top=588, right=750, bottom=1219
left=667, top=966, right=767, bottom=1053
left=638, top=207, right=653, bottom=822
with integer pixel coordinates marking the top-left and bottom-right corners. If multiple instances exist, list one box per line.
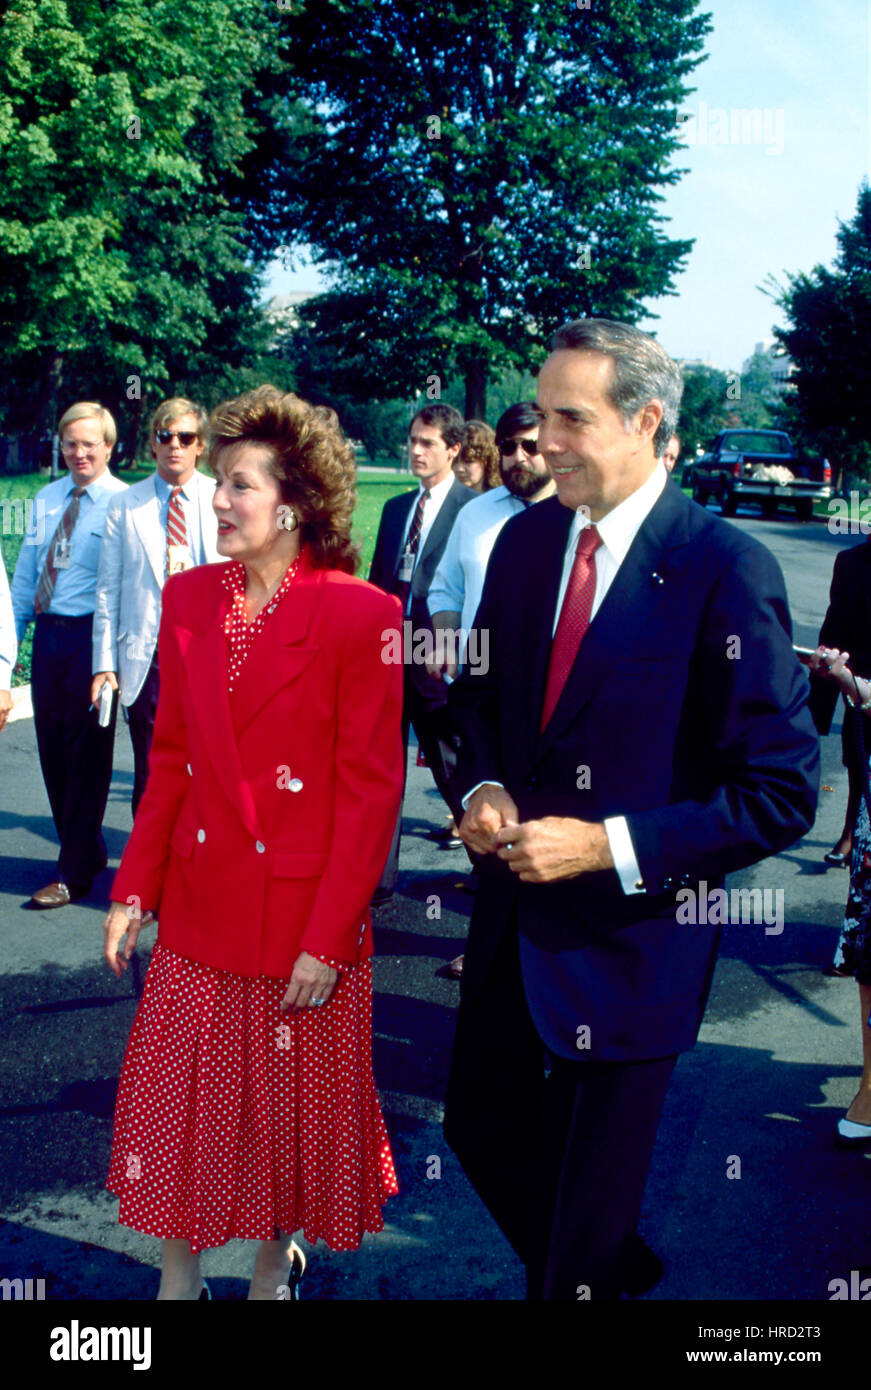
left=427, top=403, right=555, bottom=680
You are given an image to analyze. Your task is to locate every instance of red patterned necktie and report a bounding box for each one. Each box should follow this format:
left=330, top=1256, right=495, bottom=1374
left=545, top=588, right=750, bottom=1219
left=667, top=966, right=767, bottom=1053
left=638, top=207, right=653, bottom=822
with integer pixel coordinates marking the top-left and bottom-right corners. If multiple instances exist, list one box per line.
left=540, top=524, right=602, bottom=730
left=165, top=487, right=189, bottom=576
left=34, top=486, right=86, bottom=615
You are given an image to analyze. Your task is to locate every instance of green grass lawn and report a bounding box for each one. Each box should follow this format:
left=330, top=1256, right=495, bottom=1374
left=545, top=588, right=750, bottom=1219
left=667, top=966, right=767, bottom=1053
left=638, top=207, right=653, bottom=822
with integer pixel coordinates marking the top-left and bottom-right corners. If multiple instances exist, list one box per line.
left=1, top=465, right=415, bottom=685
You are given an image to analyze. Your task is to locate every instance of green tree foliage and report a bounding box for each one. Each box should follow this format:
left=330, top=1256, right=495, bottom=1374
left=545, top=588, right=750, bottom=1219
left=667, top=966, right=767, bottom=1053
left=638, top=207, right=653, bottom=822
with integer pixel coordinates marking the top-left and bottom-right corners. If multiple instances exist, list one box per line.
left=771, top=182, right=871, bottom=483
left=0, top=0, right=292, bottom=453
left=275, top=0, right=711, bottom=417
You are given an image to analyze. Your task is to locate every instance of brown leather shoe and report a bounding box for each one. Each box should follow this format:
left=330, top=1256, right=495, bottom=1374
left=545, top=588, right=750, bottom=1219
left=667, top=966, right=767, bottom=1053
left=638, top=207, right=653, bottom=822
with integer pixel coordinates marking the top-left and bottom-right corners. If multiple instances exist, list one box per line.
left=30, top=881, right=82, bottom=908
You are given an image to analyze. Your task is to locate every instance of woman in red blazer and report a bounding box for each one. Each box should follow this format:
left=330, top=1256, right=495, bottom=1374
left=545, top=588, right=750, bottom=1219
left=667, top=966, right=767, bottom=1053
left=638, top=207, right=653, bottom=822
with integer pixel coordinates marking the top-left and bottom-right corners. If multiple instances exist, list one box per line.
left=102, top=387, right=404, bottom=1300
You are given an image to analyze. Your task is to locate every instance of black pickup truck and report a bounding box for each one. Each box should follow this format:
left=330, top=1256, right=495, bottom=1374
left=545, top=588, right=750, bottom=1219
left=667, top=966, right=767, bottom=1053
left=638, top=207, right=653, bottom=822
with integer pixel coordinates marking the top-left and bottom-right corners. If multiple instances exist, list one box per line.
left=685, top=429, right=832, bottom=521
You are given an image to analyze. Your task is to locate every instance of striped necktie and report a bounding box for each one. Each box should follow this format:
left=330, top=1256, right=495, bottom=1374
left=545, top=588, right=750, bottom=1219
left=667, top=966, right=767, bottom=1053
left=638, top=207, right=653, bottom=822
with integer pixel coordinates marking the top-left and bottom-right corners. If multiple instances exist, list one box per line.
left=34, top=486, right=86, bottom=615
left=393, top=488, right=428, bottom=608
left=539, top=525, right=602, bottom=730
left=166, top=487, right=190, bottom=576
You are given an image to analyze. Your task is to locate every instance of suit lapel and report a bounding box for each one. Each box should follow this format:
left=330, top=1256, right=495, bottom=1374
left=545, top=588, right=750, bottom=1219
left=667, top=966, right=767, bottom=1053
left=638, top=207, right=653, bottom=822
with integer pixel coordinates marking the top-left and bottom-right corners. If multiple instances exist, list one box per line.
left=416, top=480, right=459, bottom=569
left=181, top=577, right=263, bottom=840
left=131, top=477, right=165, bottom=589
left=228, top=561, right=324, bottom=737
left=389, top=491, right=417, bottom=579
left=533, top=486, right=692, bottom=763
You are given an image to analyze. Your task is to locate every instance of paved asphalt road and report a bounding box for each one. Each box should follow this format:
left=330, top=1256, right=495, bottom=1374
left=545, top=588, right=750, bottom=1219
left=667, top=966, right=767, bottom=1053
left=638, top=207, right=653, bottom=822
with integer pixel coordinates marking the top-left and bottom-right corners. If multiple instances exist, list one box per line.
left=0, top=504, right=869, bottom=1303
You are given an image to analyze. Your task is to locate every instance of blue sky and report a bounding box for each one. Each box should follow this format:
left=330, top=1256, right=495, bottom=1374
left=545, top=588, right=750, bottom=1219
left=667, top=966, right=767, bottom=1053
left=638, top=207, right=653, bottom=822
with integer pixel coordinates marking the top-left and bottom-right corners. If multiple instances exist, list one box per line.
left=266, top=0, right=868, bottom=372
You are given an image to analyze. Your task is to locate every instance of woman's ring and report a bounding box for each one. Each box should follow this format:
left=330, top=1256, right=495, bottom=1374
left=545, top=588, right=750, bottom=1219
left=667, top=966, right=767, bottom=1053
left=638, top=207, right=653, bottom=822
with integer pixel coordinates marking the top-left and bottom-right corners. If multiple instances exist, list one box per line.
left=310, top=997, right=325, bottom=1006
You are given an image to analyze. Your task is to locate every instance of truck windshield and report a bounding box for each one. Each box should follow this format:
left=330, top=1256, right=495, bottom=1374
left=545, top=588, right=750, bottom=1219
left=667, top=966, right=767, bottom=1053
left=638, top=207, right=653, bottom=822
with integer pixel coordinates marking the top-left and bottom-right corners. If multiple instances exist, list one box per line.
left=722, top=433, right=789, bottom=455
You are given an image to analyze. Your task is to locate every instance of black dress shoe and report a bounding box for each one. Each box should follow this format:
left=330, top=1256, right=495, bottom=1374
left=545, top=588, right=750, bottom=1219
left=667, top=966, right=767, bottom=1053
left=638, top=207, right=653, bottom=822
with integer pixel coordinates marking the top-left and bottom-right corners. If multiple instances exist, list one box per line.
left=619, top=1233, right=664, bottom=1297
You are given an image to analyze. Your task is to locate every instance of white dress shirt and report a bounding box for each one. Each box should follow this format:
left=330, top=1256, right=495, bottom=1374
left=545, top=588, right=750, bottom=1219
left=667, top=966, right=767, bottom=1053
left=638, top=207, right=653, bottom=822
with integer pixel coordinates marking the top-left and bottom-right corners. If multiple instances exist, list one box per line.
left=399, top=471, right=456, bottom=555
left=0, top=541, right=17, bottom=691
left=397, top=471, right=456, bottom=615
left=464, top=463, right=669, bottom=896
left=428, top=485, right=530, bottom=645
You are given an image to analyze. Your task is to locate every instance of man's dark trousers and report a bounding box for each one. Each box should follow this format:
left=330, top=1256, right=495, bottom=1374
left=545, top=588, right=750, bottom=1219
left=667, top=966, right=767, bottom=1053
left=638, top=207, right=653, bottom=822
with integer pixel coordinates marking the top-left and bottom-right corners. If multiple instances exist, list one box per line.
left=126, top=651, right=160, bottom=818
left=31, top=613, right=117, bottom=891
left=444, top=920, right=676, bottom=1301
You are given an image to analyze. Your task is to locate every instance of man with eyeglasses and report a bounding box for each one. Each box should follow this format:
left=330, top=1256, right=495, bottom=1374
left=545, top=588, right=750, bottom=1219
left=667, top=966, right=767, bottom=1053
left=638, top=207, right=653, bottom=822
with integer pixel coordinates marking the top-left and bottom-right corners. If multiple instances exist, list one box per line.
left=92, top=397, right=221, bottom=817
left=10, top=402, right=128, bottom=907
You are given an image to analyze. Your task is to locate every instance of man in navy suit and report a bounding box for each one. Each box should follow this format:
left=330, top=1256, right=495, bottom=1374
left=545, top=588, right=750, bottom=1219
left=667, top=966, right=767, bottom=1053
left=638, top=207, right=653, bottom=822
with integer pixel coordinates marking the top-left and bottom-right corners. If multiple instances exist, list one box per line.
left=369, top=404, right=475, bottom=897
left=444, top=319, right=819, bottom=1300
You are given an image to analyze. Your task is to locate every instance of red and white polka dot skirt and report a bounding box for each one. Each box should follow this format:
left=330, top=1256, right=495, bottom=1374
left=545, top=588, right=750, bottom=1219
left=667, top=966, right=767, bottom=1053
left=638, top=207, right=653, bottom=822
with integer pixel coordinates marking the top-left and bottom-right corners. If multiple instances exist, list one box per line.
left=106, top=943, right=398, bottom=1254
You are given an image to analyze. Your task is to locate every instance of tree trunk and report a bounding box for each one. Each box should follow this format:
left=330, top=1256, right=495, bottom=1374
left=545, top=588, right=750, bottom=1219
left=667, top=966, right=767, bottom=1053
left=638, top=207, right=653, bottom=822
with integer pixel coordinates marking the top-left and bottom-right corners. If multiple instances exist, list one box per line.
left=36, top=350, right=64, bottom=436
left=464, top=359, right=487, bottom=419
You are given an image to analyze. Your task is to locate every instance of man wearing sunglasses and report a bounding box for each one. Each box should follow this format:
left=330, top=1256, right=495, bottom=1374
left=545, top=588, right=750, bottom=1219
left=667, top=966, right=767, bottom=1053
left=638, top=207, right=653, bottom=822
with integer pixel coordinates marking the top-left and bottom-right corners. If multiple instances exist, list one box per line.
left=92, top=398, right=221, bottom=816
left=428, top=403, right=555, bottom=682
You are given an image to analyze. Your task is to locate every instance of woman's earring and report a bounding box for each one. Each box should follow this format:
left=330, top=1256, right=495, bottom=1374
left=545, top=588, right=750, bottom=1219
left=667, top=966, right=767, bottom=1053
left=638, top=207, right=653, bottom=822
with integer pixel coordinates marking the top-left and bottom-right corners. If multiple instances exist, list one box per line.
left=277, top=505, right=299, bottom=532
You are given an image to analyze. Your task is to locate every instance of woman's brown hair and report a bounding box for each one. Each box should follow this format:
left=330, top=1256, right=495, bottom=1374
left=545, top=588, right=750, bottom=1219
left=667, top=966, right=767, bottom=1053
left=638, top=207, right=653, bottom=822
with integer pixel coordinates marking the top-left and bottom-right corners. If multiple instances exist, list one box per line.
left=208, top=386, right=359, bottom=573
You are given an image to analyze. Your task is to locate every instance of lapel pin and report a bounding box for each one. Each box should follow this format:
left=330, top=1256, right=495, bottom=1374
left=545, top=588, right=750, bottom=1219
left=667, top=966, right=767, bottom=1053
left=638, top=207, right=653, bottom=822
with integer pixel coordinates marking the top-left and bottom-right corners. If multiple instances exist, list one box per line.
left=650, top=572, right=665, bottom=586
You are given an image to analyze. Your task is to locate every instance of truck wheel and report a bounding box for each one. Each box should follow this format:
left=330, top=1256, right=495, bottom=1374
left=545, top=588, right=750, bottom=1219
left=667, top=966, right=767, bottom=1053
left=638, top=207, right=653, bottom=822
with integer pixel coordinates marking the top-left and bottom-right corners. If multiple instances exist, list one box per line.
left=760, top=497, right=778, bottom=519
left=720, top=490, right=737, bottom=517
left=692, top=480, right=708, bottom=508
left=795, top=499, right=813, bottom=522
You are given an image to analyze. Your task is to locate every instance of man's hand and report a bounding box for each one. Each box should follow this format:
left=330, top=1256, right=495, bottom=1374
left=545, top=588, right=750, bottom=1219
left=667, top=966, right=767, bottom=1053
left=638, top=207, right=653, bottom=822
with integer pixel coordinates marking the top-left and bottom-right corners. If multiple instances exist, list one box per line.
left=458, top=783, right=521, bottom=854
left=90, top=671, right=118, bottom=706
left=492, top=817, right=613, bottom=883
left=0, top=689, right=12, bottom=732
left=426, top=616, right=461, bottom=681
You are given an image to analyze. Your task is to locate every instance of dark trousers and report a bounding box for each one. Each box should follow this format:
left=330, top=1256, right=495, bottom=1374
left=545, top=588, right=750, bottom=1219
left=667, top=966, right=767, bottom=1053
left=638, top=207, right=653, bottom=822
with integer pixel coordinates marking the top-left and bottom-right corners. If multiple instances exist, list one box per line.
left=444, top=923, right=677, bottom=1301
left=376, top=673, right=466, bottom=894
left=126, top=653, right=160, bottom=818
left=31, top=614, right=117, bottom=890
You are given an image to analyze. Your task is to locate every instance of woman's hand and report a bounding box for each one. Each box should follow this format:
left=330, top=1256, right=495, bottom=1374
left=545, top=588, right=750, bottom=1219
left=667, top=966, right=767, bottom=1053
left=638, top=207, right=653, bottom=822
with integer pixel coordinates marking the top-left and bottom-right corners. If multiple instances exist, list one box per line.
left=103, top=900, right=154, bottom=977
left=281, top=951, right=338, bottom=1013
left=807, top=646, right=853, bottom=693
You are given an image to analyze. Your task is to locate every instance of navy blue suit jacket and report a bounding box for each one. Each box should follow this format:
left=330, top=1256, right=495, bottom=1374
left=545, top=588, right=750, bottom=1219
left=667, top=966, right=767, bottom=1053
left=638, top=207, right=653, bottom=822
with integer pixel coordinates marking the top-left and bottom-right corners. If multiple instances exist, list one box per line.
left=450, top=480, right=820, bottom=1061
left=369, top=478, right=475, bottom=701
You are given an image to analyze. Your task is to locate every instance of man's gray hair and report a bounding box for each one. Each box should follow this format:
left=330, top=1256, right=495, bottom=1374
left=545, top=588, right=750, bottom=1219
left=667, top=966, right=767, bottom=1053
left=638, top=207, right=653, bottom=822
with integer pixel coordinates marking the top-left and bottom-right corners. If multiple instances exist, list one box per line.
left=549, top=318, right=683, bottom=455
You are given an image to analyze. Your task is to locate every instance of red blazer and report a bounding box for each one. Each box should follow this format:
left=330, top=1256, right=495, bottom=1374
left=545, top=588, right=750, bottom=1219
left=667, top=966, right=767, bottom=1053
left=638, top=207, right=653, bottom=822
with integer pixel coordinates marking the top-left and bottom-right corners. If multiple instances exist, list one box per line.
left=111, top=551, right=404, bottom=977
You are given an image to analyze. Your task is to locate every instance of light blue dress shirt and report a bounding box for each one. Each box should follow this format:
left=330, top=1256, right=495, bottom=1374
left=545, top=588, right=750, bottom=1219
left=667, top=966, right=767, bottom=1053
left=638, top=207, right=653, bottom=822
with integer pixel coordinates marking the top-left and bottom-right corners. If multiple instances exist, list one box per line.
left=10, top=470, right=129, bottom=641
left=152, top=471, right=206, bottom=566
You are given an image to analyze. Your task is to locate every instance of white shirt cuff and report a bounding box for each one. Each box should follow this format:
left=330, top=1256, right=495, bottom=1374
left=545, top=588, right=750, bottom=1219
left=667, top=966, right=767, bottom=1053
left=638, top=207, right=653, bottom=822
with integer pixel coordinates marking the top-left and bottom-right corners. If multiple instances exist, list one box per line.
left=462, top=779, right=504, bottom=810
left=604, top=816, right=645, bottom=895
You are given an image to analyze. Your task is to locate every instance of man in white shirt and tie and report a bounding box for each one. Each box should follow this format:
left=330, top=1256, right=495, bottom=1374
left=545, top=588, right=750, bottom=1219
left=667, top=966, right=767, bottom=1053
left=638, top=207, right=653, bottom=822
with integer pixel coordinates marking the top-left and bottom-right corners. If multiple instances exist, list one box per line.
left=368, top=404, right=476, bottom=899
left=11, top=402, right=129, bottom=906
left=92, top=397, right=221, bottom=816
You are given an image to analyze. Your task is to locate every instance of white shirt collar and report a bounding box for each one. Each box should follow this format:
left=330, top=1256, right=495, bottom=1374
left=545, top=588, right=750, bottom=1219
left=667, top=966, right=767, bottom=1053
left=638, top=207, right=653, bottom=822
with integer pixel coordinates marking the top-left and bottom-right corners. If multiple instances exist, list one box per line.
left=568, top=462, right=668, bottom=564
left=418, top=472, right=455, bottom=505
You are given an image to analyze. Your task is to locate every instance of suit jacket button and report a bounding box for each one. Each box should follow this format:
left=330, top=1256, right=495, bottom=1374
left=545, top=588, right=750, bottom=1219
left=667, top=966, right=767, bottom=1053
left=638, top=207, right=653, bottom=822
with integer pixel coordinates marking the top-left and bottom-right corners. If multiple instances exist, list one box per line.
left=634, top=879, right=645, bottom=891
left=255, top=840, right=266, bottom=854
left=197, top=829, right=206, bottom=843
left=289, top=778, right=303, bottom=792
